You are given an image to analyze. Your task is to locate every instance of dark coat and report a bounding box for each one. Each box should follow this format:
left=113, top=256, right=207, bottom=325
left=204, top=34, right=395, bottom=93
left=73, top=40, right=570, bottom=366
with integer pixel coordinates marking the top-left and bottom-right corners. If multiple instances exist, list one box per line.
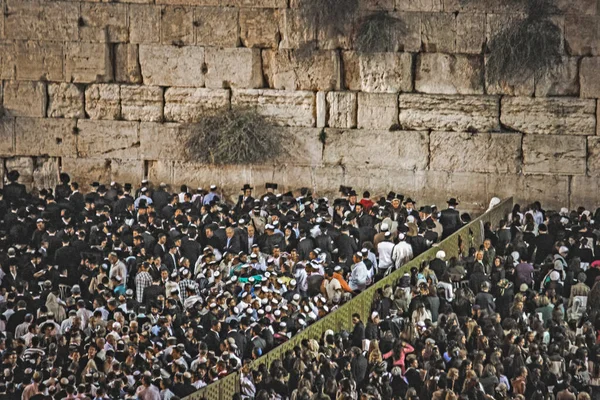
left=439, top=208, right=461, bottom=239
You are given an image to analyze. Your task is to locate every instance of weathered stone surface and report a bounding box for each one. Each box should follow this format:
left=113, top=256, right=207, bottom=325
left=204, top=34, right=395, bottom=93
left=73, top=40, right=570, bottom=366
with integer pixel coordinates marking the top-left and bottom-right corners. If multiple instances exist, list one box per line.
left=501, top=97, right=596, bottom=136
left=456, top=13, right=485, bottom=54
left=279, top=9, right=315, bottom=49
left=85, top=84, right=121, bottom=120
left=430, top=131, right=521, bottom=173
left=316, top=92, right=326, bottom=128
left=161, top=5, right=194, bottom=45
left=205, top=48, right=263, bottom=89
left=115, top=44, right=142, bottom=84
left=395, top=0, right=442, bottom=11
left=240, top=8, right=281, bottom=48
left=32, top=157, right=60, bottom=189
left=129, top=4, right=161, bottom=44
left=139, top=45, right=205, bottom=87
left=556, top=0, right=597, bottom=15
left=565, top=15, right=599, bottom=56
left=580, top=57, right=600, bottom=98
left=587, top=136, right=600, bottom=175
left=357, top=93, right=398, bottom=130
left=121, top=86, right=164, bottom=122
left=417, top=170, right=488, bottom=212
left=534, top=57, right=579, bottom=97
left=399, top=94, right=499, bottom=132
left=47, top=83, right=85, bottom=119
left=164, top=88, right=230, bottom=122
left=485, top=63, right=535, bottom=97
left=195, top=7, right=239, bottom=47
left=486, top=173, right=569, bottom=212
left=389, top=12, right=421, bottom=52
left=140, top=122, right=189, bottom=161
left=5, top=157, right=34, bottom=184
left=234, top=0, right=287, bottom=7
left=65, top=42, right=113, bottom=83
left=416, top=53, right=483, bottom=95
left=324, top=129, right=428, bottom=170
left=3, top=81, right=47, bottom=118
left=421, top=12, right=455, bottom=53
left=14, top=41, right=63, bottom=81
left=5, top=0, right=79, bottom=41
left=262, top=49, right=340, bottom=91
left=77, top=120, right=140, bottom=160
left=110, top=159, right=144, bottom=184
left=80, top=3, right=129, bottom=43
left=342, top=52, right=412, bottom=93
left=62, top=157, right=111, bottom=187
left=522, top=135, right=586, bottom=175
left=0, top=42, right=16, bottom=80
left=231, top=89, right=315, bottom=127
left=570, top=176, right=600, bottom=212
left=326, top=92, right=357, bottom=129
left=15, top=118, right=77, bottom=157
left=317, top=10, right=355, bottom=51
left=0, top=118, right=15, bottom=156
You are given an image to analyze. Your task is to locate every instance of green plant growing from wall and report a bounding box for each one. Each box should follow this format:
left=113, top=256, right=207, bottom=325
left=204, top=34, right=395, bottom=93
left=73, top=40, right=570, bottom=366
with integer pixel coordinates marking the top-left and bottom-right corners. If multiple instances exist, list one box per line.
left=299, top=0, right=359, bottom=43
left=486, top=0, right=562, bottom=84
left=185, top=109, right=286, bottom=165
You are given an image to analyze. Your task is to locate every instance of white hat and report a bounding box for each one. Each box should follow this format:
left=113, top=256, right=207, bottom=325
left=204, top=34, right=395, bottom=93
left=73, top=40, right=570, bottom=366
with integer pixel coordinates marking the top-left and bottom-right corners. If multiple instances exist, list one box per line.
left=308, top=312, right=317, bottom=320
left=407, top=215, right=415, bottom=223
left=436, top=250, right=446, bottom=260
left=293, top=294, right=301, bottom=301
left=381, top=223, right=389, bottom=232
left=371, top=311, right=379, bottom=320
left=274, top=310, right=281, bottom=317
left=265, top=224, right=275, bottom=230
left=559, top=246, right=569, bottom=255
left=279, top=322, right=286, bottom=328
left=398, top=233, right=406, bottom=240
left=261, top=298, right=268, bottom=305
left=550, top=271, right=560, bottom=281
left=265, top=305, right=272, bottom=313
left=290, top=279, right=297, bottom=286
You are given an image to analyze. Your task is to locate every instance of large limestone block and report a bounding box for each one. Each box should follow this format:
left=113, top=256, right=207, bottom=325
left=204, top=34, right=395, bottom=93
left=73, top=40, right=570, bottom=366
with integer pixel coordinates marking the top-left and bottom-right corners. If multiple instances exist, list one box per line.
left=77, top=120, right=140, bottom=160
left=396, top=0, right=442, bottom=11
left=129, top=5, right=161, bottom=44
left=115, top=44, right=142, bottom=84
left=139, top=45, right=205, bottom=87
left=430, top=131, right=521, bottom=174
left=3, top=81, right=47, bottom=118
left=61, top=157, right=111, bottom=187
left=399, top=94, right=499, bottom=132
left=587, top=136, right=600, bottom=175
left=231, top=89, right=315, bottom=127
left=5, top=157, right=34, bottom=184
left=389, top=12, right=421, bottom=52
left=565, top=15, right=599, bottom=56
left=80, top=3, right=129, bottom=43
left=571, top=176, right=600, bottom=212
left=421, top=12, right=456, bottom=53
left=110, top=159, right=144, bottom=184
left=14, top=118, right=77, bottom=157
left=0, top=118, right=15, bottom=156
left=233, top=0, right=287, bottom=7
left=501, top=97, right=596, bottom=136
left=522, top=135, right=586, bottom=175
left=195, top=7, right=239, bottom=47
left=326, top=92, right=357, bottom=129
left=279, top=9, right=315, bottom=49
left=357, top=93, right=398, bottom=130
left=32, top=157, right=60, bottom=189
left=456, top=13, right=485, bottom=54
left=140, top=122, right=189, bottom=161
left=205, top=48, right=263, bottom=89
left=164, top=88, right=230, bottom=122
left=486, top=173, right=569, bottom=212
left=416, top=53, right=483, bottom=95
left=5, top=0, right=78, bottom=41
left=121, top=86, right=164, bottom=122
left=262, top=49, right=340, bottom=91
left=274, top=128, right=323, bottom=166
left=580, top=57, right=600, bottom=98
left=161, top=5, right=194, bottom=45
left=342, top=52, right=412, bottom=93
left=48, top=83, right=85, bottom=119
left=535, top=57, right=579, bottom=97
left=65, top=42, right=113, bottom=83
left=323, top=129, right=429, bottom=170
left=416, top=170, right=488, bottom=212
left=240, top=8, right=281, bottom=48
left=85, top=84, right=121, bottom=120
left=14, top=41, right=63, bottom=82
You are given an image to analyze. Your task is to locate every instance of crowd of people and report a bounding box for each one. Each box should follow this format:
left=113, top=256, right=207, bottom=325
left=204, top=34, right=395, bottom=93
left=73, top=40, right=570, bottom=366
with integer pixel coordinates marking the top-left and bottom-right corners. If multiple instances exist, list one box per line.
left=235, top=202, right=600, bottom=400
left=0, top=171, right=469, bottom=400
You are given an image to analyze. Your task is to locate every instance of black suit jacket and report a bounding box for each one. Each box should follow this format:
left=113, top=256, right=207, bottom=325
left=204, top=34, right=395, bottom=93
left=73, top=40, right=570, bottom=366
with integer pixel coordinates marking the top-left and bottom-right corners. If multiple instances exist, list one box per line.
left=439, top=208, right=461, bottom=239
left=224, top=235, right=241, bottom=255
left=142, top=284, right=165, bottom=307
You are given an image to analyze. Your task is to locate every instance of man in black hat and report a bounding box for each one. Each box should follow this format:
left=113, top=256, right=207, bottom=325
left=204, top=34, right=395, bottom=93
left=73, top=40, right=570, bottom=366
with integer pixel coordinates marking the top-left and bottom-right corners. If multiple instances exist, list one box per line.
left=3, top=170, right=26, bottom=205
left=235, top=184, right=254, bottom=215
left=439, top=198, right=461, bottom=239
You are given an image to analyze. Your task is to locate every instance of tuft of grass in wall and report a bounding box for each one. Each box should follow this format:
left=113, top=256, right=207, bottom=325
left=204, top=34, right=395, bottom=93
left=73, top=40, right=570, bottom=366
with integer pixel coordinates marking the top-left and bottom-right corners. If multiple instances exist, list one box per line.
left=354, top=12, right=406, bottom=53
left=185, top=108, right=286, bottom=165
left=486, top=0, right=562, bottom=84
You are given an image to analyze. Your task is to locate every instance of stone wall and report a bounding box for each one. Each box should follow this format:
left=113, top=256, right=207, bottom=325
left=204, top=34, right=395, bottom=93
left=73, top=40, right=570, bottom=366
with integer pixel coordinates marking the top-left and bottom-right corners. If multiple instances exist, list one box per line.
left=2, top=0, right=600, bottom=213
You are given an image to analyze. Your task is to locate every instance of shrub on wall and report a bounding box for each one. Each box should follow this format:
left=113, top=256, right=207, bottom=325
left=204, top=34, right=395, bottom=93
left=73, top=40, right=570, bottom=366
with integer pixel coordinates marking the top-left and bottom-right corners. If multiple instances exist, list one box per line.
left=185, top=109, right=285, bottom=165
left=486, top=0, right=562, bottom=84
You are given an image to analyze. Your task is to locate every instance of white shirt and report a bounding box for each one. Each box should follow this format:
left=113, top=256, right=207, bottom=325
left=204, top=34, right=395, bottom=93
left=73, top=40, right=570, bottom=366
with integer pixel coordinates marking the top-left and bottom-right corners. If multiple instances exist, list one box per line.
left=392, top=242, right=413, bottom=269
left=349, top=261, right=369, bottom=291
left=377, top=241, right=395, bottom=269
